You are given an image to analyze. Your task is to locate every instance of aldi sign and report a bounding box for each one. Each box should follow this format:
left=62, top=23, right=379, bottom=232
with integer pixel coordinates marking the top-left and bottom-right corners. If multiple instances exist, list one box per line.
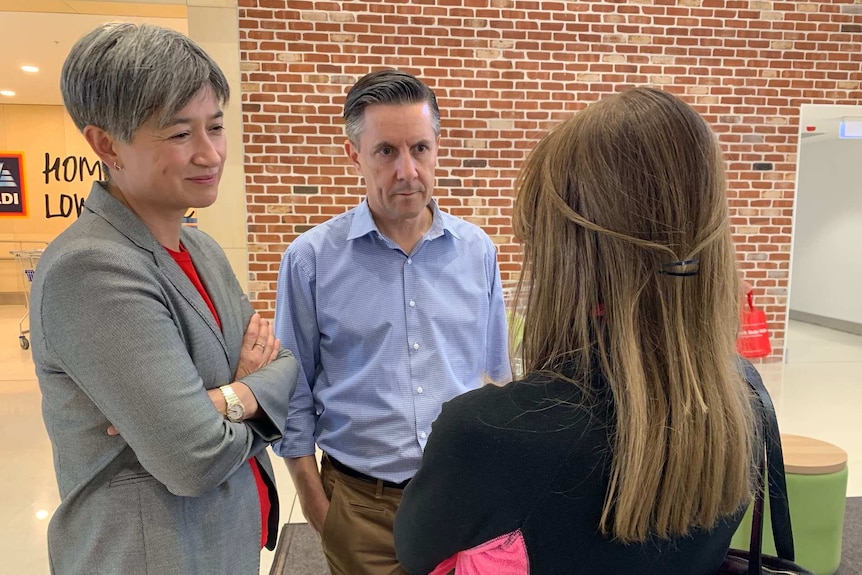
left=0, top=153, right=26, bottom=216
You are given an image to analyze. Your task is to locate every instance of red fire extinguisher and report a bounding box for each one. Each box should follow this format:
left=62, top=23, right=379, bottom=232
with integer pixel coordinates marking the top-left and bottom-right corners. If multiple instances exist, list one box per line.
left=736, top=291, right=772, bottom=359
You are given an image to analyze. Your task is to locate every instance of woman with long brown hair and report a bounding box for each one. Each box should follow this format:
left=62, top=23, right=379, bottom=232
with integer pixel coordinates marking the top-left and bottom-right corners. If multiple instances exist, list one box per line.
left=394, top=87, right=758, bottom=574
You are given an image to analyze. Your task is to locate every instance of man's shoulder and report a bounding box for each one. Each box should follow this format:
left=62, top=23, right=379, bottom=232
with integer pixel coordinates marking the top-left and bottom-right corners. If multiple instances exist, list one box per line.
left=437, top=209, right=495, bottom=245
left=288, top=205, right=358, bottom=251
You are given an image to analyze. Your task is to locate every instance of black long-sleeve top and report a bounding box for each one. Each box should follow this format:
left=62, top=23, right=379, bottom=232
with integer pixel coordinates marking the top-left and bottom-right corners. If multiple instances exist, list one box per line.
left=394, top=371, right=745, bottom=574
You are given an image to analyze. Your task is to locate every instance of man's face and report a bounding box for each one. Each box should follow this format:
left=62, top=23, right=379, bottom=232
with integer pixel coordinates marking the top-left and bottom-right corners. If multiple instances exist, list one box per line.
left=345, top=103, right=440, bottom=230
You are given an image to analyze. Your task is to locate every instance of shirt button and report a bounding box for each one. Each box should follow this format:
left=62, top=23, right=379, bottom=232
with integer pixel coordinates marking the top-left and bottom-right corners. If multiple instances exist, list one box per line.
left=413, top=342, right=420, bottom=350
left=417, top=386, right=423, bottom=394
left=420, top=431, right=427, bottom=439
left=409, top=300, right=415, bottom=307
left=407, top=258, right=412, bottom=264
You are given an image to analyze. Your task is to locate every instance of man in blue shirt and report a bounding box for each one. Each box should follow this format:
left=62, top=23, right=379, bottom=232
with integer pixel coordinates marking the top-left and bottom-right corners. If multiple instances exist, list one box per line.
left=274, top=69, right=511, bottom=575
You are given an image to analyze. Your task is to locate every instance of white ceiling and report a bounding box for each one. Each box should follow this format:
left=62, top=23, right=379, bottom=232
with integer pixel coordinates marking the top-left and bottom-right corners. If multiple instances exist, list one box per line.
left=0, top=4, right=858, bottom=143
left=0, top=9, right=186, bottom=106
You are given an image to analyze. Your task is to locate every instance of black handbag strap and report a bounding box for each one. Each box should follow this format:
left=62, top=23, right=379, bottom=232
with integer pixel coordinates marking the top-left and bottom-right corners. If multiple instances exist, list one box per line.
left=748, top=459, right=765, bottom=574
left=740, top=359, right=795, bottom=568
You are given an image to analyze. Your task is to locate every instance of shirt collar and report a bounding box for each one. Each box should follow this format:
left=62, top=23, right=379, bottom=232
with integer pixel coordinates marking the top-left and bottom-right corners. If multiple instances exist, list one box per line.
left=347, top=199, right=462, bottom=242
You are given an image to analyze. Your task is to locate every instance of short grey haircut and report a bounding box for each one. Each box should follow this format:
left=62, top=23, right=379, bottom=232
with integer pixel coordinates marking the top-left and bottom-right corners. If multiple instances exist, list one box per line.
left=343, top=69, right=440, bottom=147
left=61, top=22, right=229, bottom=144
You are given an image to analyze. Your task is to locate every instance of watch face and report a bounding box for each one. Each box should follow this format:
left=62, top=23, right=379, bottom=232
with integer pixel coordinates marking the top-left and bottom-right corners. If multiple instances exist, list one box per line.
left=227, top=403, right=244, bottom=421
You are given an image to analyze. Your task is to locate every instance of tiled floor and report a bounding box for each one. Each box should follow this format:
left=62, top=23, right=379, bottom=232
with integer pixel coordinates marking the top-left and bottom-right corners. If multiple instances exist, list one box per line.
left=1, top=304, right=859, bottom=574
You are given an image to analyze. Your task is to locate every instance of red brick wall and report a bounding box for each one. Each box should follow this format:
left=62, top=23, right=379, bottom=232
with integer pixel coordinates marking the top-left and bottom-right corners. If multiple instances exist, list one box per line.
left=238, top=0, right=862, bottom=361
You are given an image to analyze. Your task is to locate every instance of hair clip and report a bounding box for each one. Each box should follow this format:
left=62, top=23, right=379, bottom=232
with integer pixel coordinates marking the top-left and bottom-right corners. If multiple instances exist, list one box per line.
left=658, top=258, right=700, bottom=277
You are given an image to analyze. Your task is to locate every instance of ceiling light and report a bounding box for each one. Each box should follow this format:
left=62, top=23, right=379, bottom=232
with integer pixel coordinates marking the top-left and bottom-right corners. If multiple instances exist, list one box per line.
left=36, top=510, right=49, bottom=520
left=21, top=65, right=39, bottom=73
left=0, top=90, right=15, bottom=97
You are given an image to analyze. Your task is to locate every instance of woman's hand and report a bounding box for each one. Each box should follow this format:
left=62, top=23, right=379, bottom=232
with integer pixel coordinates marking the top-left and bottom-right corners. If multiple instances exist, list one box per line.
left=236, top=313, right=280, bottom=381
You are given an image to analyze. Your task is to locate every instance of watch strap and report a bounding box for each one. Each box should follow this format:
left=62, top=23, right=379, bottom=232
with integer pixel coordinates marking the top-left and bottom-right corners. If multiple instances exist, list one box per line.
left=219, top=384, right=243, bottom=421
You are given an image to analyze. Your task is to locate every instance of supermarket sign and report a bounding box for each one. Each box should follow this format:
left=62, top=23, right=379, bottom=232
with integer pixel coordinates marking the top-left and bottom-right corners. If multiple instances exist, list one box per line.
left=0, top=153, right=26, bottom=216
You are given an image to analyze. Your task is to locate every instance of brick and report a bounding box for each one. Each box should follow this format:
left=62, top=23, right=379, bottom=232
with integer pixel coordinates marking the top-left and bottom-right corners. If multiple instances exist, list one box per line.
left=300, top=11, right=326, bottom=21
left=329, top=12, right=356, bottom=22
left=476, top=49, right=502, bottom=59
left=438, top=178, right=463, bottom=187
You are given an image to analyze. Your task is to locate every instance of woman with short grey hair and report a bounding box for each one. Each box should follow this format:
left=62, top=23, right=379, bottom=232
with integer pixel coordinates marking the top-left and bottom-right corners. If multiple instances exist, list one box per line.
left=31, top=23, right=298, bottom=574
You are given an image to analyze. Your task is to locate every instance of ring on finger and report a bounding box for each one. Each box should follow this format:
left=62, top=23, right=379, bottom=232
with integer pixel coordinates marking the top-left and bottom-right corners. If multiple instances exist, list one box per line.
left=253, top=343, right=265, bottom=350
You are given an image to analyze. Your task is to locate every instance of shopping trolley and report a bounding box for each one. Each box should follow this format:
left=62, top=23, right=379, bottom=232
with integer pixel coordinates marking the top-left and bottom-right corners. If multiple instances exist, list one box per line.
left=9, top=249, right=43, bottom=350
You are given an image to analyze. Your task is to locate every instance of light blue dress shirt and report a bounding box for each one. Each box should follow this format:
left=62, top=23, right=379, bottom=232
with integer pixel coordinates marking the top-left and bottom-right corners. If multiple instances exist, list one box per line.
left=274, top=199, right=511, bottom=483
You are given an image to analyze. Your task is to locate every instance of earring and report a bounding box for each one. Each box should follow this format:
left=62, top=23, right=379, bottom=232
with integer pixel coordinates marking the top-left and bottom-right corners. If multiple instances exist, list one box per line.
left=113, top=162, right=123, bottom=171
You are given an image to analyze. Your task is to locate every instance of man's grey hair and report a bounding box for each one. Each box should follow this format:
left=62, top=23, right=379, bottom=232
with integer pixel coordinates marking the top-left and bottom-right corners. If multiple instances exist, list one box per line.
left=343, top=69, right=440, bottom=147
left=61, top=22, right=229, bottom=144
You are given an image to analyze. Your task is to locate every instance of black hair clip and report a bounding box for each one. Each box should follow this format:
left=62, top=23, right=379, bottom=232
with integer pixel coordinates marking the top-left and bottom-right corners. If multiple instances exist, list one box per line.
left=658, top=258, right=700, bottom=277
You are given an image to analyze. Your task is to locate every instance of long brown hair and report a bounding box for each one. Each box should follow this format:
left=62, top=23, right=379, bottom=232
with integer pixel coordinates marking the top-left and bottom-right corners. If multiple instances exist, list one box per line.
left=512, top=87, right=755, bottom=542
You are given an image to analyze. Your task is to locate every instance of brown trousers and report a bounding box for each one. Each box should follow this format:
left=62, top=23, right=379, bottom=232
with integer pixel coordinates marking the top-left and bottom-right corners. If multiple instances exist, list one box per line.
left=320, top=456, right=409, bottom=575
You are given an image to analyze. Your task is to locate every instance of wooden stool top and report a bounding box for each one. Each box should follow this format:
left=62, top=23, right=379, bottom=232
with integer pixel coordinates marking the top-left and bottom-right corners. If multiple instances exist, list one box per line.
left=780, top=434, right=848, bottom=475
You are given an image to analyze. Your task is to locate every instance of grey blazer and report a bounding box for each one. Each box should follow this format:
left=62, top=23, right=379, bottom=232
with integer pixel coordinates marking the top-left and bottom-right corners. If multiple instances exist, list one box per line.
left=31, top=182, right=298, bottom=575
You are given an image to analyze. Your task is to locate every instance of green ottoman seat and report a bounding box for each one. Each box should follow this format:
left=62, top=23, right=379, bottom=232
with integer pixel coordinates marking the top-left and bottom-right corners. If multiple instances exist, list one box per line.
left=730, top=434, right=848, bottom=575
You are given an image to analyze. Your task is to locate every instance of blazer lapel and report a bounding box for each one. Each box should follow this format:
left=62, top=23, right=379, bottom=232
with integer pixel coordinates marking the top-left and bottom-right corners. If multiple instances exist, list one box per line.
left=180, top=232, right=241, bottom=370
left=200, top=268, right=243, bottom=374
left=82, top=181, right=230, bottom=362
left=154, top=247, right=230, bottom=359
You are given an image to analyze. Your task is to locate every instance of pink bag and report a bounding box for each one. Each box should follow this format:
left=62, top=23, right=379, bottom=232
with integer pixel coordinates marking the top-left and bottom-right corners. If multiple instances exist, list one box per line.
left=429, top=530, right=530, bottom=575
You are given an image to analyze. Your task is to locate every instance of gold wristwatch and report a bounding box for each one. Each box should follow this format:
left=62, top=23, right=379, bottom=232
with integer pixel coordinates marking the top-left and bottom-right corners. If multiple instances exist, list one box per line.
left=219, top=385, right=245, bottom=422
